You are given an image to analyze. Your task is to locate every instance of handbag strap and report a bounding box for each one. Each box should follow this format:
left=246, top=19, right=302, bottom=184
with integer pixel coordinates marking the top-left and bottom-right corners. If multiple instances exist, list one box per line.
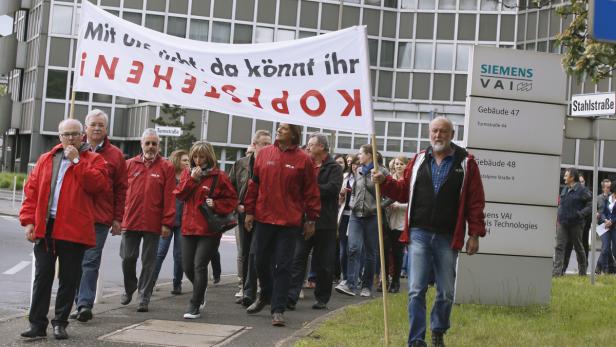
left=208, top=173, right=219, bottom=198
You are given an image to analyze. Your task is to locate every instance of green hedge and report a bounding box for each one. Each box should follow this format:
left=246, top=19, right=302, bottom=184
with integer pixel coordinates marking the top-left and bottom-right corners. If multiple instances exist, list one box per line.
left=0, top=172, right=28, bottom=190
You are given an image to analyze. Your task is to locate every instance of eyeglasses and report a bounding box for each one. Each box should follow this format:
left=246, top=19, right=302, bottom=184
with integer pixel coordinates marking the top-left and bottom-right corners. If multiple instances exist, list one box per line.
left=143, top=141, right=159, bottom=146
left=60, top=132, right=81, bottom=138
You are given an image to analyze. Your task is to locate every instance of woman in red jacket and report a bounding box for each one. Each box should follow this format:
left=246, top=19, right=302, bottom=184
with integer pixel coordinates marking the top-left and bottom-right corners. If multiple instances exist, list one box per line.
left=174, top=141, right=238, bottom=319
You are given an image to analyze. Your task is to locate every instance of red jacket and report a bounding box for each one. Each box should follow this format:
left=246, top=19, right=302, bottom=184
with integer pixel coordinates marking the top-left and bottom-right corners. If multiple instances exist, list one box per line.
left=244, top=141, right=320, bottom=227
left=19, top=143, right=109, bottom=247
left=122, top=155, right=176, bottom=234
left=174, top=168, right=238, bottom=237
left=381, top=145, right=486, bottom=250
left=85, top=136, right=128, bottom=226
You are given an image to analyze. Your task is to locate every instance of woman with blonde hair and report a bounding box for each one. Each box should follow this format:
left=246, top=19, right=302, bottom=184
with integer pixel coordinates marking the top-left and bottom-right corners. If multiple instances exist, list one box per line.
left=383, top=155, right=408, bottom=293
left=174, top=141, right=238, bottom=319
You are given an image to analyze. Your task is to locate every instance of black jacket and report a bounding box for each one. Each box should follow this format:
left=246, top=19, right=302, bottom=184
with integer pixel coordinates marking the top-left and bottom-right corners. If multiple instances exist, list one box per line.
left=557, top=182, right=592, bottom=227
left=315, top=155, right=343, bottom=231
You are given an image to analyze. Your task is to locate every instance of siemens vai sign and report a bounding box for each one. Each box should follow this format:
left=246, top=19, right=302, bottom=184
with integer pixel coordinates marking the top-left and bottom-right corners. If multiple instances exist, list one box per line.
left=468, top=46, right=566, bottom=104
left=571, top=92, right=616, bottom=117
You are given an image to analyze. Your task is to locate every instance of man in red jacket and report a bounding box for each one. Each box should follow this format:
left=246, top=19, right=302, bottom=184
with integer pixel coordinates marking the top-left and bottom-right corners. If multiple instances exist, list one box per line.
left=19, top=119, right=109, bottom=340
left=70, top=109, right=128, bottom=322
left=121, top=128, right=175, bottom=313
left=373, top=117, right=486, bottom=347
left=244, top=123, right=321, bottom=327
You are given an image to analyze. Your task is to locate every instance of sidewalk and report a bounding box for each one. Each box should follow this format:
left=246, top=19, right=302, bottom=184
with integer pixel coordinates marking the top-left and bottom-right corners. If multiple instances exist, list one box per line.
left=0, top=196, right=20, bottom=216
left=0, top=277, right=375, bottom=347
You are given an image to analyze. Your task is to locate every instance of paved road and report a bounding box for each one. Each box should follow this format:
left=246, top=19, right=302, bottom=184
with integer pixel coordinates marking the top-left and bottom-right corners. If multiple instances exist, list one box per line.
left=0, top=214, right=239, bottom=321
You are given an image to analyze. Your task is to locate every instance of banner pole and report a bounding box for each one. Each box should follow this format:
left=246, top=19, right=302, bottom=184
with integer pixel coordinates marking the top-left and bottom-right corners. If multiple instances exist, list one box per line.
left=68, top=90, right=76, bottom=119
left=371, top=134, right=389, bottom=345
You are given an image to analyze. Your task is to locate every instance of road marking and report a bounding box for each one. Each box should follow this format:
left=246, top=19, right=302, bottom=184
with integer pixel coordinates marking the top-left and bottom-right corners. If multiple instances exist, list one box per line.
left=1, top=215, right=16, bottom=221
left=221, top=235, right=236, bottom=243
left=3, top=261, right=31, bottom=275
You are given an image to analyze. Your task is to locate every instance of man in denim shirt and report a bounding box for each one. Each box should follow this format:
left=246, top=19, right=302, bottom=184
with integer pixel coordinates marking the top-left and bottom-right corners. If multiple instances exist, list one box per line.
left=553, top=167, right=592, bottom=276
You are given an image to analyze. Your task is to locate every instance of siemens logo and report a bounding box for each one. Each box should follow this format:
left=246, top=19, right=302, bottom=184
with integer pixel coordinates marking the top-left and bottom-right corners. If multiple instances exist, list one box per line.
left=480, top=64, right=534, bottom=79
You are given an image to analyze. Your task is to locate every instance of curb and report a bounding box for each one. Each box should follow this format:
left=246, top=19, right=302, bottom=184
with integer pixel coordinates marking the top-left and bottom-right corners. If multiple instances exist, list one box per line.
left=275, top=299, right=374, bottom=347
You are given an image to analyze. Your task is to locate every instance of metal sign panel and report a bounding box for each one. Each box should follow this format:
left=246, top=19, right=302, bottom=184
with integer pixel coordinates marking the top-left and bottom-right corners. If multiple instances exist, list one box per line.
left=481, top=202, right=556, bottom=257
left=155, top=126, right=182, bottom=137
left=468, top=46, right=566, bottom=104
left=590, top=0, right=616, bottom=44
left=455, top=254, right=552, bottom=306
left=464, top=97, right=565, bottom=155
left=570, top=92, right=616, bottom=117
left=471, top=149, right=560, bottom=206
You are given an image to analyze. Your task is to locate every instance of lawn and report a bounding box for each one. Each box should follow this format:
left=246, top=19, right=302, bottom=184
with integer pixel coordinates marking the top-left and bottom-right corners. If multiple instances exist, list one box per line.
left=294, top=276, right=616, bottom=347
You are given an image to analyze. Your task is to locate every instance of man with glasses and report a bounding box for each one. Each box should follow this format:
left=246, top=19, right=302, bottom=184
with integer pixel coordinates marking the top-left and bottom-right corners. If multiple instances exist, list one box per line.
left=19, top=119, right=109, bottom=340
left=229, top=130, right=272, bottom=307
left=70, top=110, right=128, bottom=322
left=120, top=128, right=175, bottom=312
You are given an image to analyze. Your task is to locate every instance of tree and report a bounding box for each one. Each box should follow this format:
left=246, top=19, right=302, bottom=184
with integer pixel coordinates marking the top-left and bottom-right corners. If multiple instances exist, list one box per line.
left=151, top=104, right=197, bottom=155
left=555, top=0, right=616, bottom=82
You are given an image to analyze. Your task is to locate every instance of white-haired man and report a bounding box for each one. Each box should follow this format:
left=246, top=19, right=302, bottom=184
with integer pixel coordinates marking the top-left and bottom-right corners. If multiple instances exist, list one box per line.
left=120, top=128, right=175, bottom=312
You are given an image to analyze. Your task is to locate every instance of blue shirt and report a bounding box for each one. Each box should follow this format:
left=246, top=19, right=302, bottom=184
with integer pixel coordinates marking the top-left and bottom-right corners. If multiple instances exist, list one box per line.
left=50, top=157, right=71, bottom=218
left=430, top=151, right=454, bottom=194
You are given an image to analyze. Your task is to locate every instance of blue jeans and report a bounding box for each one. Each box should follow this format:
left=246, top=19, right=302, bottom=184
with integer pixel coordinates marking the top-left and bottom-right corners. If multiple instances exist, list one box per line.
left=599, top=228, right=616, bottom=272
left=152, top=226, right=183, bottom=287
left=75, top=223, right=109, bottom=309
left=407, top=228, right=458, bottom=346
left=346, top=215, right=378, bottom=291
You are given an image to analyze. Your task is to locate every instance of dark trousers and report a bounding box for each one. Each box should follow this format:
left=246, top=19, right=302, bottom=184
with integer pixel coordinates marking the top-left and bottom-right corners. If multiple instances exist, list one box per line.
left=563, top=219, right=590, bottom=274
left=384, top=229, right=405, bottom=285
left=211, top=250, right=221, bottom=280
left=30, top=220, right=85, bottom=330
left=182, top=235, right=220, bottom=307
left=553, top=223, right=587, bottom=276
left=338, top=214, right=350, bottom=280
left=120, top=231, right=160, bottom=304
left=288, top=228, right=337, bottom=304
left=254, top=222, right=299, bottom=314
left=239, top=213, right=259, bottom=301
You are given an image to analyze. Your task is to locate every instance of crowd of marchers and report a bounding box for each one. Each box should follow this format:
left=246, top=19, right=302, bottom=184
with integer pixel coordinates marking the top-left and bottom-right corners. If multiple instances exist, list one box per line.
left=19, top=112, right=487, bottom=347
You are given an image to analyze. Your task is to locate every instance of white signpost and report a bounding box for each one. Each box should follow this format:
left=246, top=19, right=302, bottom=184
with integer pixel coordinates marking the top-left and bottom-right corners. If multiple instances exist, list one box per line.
left=457, top=46, right=567, bottom=306
left=570, top=92, right=615, bottom=117
left=155, top=125, right=182, bottom=157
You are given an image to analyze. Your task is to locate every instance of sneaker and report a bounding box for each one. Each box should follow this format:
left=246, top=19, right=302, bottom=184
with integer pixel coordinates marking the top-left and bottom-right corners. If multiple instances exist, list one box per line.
left=335, top=283, right=356, bottom=296
left=286, top=300, right=296, bottom=311
left=299, top=289, right=305, bottom=299
left=234, top=289, right=243, bottom=298
left=312, top=301, right=327, bottom=310
left=76, top=307, right=93, bottom=322
left=360, top=288, right=371, bottom=297
left=20, top=327, right=46, bottom=340
left=69, top=310, right=79, bottom=320
left=136, top=302, right=148, bottom=312
left=431, top=331, right=445, bottom=347
left=213, top=277, right=221, bottom=284
left=183, top=304, right=201, bottom=319
left=120, top=292, right=133, bottom=305
left=171, top=285, right=182, bottom=295
left=246, top=297, right=269, bottom=314
left=271, top=312, right=285, bottom=327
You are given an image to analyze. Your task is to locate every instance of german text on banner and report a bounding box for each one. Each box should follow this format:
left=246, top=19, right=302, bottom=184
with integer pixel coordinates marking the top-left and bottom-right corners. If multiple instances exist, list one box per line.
left=74, top=1, right=374, bottom=134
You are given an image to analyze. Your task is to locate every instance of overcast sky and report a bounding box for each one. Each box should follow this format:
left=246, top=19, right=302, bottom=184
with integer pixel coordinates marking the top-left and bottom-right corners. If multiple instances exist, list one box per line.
left=0, top=15, right=13, bottom=37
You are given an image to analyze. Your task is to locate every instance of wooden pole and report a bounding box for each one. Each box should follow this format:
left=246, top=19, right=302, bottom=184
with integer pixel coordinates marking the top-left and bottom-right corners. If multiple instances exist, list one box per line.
left=371, top=134, right=389, bottom=345
left=68, top=90, right=76, bottom=119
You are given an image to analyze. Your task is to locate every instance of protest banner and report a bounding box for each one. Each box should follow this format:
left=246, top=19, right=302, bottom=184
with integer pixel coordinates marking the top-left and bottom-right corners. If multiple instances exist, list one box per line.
left=74, top=1, right=374, bottom=134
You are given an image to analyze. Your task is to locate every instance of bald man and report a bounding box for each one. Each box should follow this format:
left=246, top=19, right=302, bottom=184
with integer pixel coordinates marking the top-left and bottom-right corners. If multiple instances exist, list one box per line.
left=19, top=119, right=109, bottom=340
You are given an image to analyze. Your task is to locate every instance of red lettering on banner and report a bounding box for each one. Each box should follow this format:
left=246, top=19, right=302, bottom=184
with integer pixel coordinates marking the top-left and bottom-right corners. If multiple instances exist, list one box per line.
left=153, top=65, right=173, bottom=89
left=126, top=60, right=144, bottom=84
left=338, top=89, right=362, bottom=117
left=222, top=85, right=241, bottom=103
left=272, top=91, right=289, bottom=114
left=94, top=55, right=118, bottom=80
left=182, top=74, right=196, bottom=94
left=300, top=90, right=326, bottom=117
left=79, top=52, right=87, bottom=77
left=204, top=85, right=221, bottom=99
left=248, top=89, right=262, bottom=109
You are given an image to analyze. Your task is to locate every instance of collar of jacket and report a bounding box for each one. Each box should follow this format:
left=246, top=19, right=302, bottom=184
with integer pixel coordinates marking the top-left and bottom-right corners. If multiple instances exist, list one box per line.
left=82, top=134, right=109, bottom=152
left=319, top=154, right=336, bottom=170
left=425, top=142, right=468, bottom=162
left=135, top=153, right=161, bottom=164
left=273, top=140, right=298, bottom=152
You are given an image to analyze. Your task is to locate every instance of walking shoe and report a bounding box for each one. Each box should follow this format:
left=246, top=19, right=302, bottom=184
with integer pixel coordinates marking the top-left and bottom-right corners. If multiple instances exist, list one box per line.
left=213, top=277, right=221, bottom=284
left=120, top=292, right=133, bottom=305
left=241, top=296, right=254, bottom=308
left=388, top=281, right=400, bottom=293
left=20, top=327, right=46, bottom=340
left=69, top=310, right=79, bottom=320
left=271, top=312, right=285, bottom=327
left=286, top=299, right=296, bottom=311
left=53, top=326, right=68, bottom=340
left=171, top=285, right=182, bottom=295
left=312, top=301, right=327, bottom=310
left=335, top=283, right=356, bottom=296
left=410, top=340, right=428, bottom=347
left=299, top=289, right=305, bottom=299
left=431, top=331, right=445, bottom=347
left=183, top=304, right=201, bottom=319
left=76, top=307, right=93, bottom=322
left=360, top=288, right=371, bottom=297
left=234, top=289, right=243, bottom=298
left=246, top=297, right=269, bottom=314
left=136, top=302, right=149, bottom=312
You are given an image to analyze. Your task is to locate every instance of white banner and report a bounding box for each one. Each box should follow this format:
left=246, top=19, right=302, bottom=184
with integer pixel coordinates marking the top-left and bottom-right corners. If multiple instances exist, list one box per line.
left=74, top=1, right=374, bottom=134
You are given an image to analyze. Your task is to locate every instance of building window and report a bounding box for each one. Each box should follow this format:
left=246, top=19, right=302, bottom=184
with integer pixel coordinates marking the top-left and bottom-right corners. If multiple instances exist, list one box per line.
left=380, top=41, right=395, bottom=68
left=455, top=44, right=471, bottom=71
left=213, top=0, right=233, bottom=19
left=145, top=14, right=164, bottom=32
left=457, top=14, right=476, bottom=41
left=432, top=74, right=452, bottom=101
left=401, top=0, right=417, bottom=9
left=437, top=14, right=455, bottom=40
left=478, top=15, right=497, bottom=41
left=279, top=0, right=298, bottom=26
left=192, top=0, right=211, bottom=17
left=234, top=24, right=253, bottom=44
left=435, top=44, right=453, bottom=70
left=276, top=29, right=295, bottom=42
left=51, top=5, right=73, bottom=35
left=211, top=22, right=231, bottom=43
left=412, top=73, right=430, bottom=100
left=122, top=11, right=142, bottom=25
left=167, top=17, right=187, bottom=38
left=418, top=0, right=436, bottom=10
left=207, top=112, right=229, bottom=143
left=416, top=13, right=434, bottom=40
left=257, top=0, right=277, bottom=24
left=49, top=38, right=71, bottom=67
left=189, top=19, right=209, bottom=42
left=378, top=71, right=393, bottom=98
left=397, top=42, right=412, bottom=68
left=255, top=26, right=274, bottom=43
left=414, top=43, right=433, bottom=70
left=395, top=72, right=410, bottom=99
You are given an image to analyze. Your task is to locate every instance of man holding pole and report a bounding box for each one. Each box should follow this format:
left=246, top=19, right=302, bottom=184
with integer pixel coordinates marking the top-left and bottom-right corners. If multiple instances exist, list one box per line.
left=372, top=116, right=486, bottom=347
left=70, top=109, right=127, bottom=322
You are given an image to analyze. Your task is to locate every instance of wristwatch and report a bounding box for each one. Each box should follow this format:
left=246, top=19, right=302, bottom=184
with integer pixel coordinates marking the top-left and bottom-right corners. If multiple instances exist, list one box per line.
left=72, top=157, right=80, bottom=165
left=305, top=220, right=316, bottom=225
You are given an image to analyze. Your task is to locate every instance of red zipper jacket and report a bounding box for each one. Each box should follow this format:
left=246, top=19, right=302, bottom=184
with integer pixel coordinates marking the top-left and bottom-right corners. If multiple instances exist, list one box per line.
left=19, top=143, right=109, bottom=247
left=174, top=167, right=238, bottom=237
left=122, top=154, right=176, bottom=234
left=85, top=136, right=128, bottom=226
left=244, top=141, right=321, bottom=227
left=381, top=144, right=486, bottom=250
